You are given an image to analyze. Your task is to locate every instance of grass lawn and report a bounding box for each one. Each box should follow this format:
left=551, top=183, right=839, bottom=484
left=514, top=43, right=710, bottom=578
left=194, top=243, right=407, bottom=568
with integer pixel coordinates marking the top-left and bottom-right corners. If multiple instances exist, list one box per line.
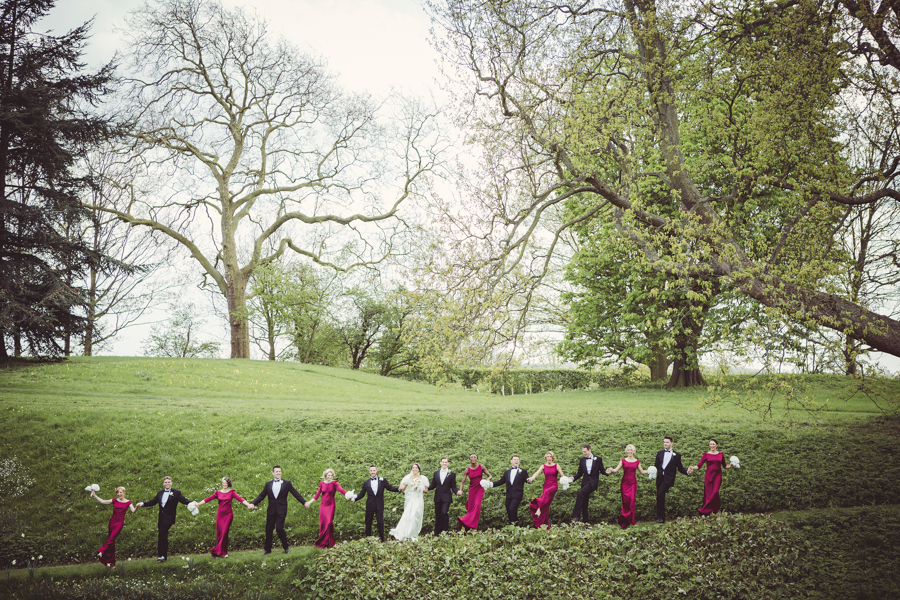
left=1, top=356, right=898, bottom=599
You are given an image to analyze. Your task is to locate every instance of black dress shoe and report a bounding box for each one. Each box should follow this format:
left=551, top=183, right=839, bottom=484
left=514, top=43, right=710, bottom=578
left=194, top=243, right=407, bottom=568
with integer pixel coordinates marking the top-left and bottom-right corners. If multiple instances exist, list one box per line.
left=284, top=548, right=290, bottom=554
left=261, top=551, right=271, bottom=555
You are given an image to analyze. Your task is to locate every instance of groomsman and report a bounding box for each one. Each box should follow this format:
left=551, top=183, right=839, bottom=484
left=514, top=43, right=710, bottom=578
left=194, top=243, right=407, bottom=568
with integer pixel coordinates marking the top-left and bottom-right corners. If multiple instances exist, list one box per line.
left=249, top=465, right=308, bottom=554
left=137, top=476, right=193, bottom=562
left=352, top=465, right=401, bottom=541
left=430, top=457, right=458, bottom=535
left=654, top=436, right=689, bottom=523
left=571, top=444, right=609, bottom=523
left=489, top=454, right=529, bottom=524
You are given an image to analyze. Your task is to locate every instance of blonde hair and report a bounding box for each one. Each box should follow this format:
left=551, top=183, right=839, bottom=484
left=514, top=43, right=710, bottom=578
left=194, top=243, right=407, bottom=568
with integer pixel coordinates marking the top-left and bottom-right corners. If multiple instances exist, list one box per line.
left=545, top=451, right=556, bottom=464
left=322, top=468, right=335, bottom=480
left=625, top=444, right=636, bottom=453
left=115, top=486, right=126, bottom=495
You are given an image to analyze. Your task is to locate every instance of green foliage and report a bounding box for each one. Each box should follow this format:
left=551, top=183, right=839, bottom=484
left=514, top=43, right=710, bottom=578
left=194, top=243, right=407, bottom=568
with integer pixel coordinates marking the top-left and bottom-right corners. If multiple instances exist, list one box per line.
left=439, top=366, right=646, bottom=393
left=300, top=514, right=803, bottom=599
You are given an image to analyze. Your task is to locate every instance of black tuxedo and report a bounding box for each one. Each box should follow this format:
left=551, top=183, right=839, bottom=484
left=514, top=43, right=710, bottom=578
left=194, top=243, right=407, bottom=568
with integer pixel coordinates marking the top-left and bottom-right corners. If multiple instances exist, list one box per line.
left=490, top=467, right=528, bottom=523
left=571, top=455, right=608, bottom=522
left=354, top=476, right=400, bottom=541
left=142, top=488, right=192, bottom=558
left=654, top=449, right=689, bottom=521
left=251, top=479, right=307, bottom=551
left=430, top=470, right=458, bottom=535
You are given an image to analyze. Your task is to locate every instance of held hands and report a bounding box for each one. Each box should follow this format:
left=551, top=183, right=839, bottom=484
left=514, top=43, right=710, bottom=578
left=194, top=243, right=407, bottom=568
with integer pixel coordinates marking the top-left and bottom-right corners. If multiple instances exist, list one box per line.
left=247, top=503, right=256, bottom=510
left=456, top=490, right=463, bottom=497
left=137, top=502, right=144, bottom=508
left=605, top=468, right=613, bottom=475
left=304, top=500, right=313, bottom=509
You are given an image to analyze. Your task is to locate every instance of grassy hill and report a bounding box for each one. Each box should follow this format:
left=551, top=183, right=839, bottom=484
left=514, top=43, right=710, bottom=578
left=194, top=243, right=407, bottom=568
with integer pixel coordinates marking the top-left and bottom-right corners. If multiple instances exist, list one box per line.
left=1, top=357, right=898, bottom=599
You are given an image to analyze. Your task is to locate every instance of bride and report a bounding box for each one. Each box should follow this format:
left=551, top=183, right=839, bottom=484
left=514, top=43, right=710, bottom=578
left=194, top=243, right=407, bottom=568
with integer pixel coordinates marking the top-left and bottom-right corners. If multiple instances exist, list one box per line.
left=389, top=463, right=429, bottom=541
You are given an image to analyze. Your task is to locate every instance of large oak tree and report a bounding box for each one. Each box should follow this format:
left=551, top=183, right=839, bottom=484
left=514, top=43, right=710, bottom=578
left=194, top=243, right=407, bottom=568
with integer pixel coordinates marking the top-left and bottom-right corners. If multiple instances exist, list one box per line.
left=427, top=0, right=900, bottom=374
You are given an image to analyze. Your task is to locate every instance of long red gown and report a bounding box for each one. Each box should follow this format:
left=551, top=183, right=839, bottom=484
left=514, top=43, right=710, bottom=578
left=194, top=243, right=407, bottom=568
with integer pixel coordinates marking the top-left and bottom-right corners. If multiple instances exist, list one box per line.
left=98, top=499, right=131, bottom=567
left=617, top=459, right=640, bottom=529
left=697, top=452, right=726, bottom=514
left=203, top=489, right=246, bottom=557
left=313, top=480, right=348, bottom=548
left=529, top=464, right=558, bottom=529
left=458, top=465, right=486, bottom=530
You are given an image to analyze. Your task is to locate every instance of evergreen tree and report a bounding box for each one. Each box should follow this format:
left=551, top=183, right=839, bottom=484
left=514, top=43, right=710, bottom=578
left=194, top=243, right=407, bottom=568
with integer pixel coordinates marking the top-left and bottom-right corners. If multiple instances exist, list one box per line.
left=0, top=0, right=116, bottom=357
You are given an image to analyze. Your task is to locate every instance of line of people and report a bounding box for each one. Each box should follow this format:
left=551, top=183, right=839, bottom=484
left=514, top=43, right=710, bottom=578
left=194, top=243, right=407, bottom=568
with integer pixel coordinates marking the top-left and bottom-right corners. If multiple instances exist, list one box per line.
left=89, top=438, right=734, bottom=564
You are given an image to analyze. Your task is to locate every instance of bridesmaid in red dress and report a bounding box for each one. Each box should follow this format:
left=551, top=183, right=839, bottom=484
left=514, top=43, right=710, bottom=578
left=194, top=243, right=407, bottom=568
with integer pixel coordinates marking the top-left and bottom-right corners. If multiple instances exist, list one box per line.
left=457, top=453, right=493, bottom=531
left=609, top=444, right=648, bottom=529
left=306, top=469, right=349, bottom=548
left=196, top=477, right=252, bottom=558
left=688, top=439, right=732, bottom=515
left=527, top=451, right=567, bottom=529
left=91, top=487, right=137, bottom=567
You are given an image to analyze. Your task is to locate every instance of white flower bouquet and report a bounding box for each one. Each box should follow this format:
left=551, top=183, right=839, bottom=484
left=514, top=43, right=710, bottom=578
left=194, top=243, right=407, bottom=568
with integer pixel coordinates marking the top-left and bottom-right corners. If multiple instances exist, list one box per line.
left=344, top=490, right=356, bottom=501
left=84, top=484, right=100, bottom=492
left=187, top=501, right=200, bottom=516
left=729, top=456, right=740, bottom=468
left=647, top=466, right=658, bottom=480
left=480, top=479, right=492, bottom=490
left=559, top=476, right=573, bottom=491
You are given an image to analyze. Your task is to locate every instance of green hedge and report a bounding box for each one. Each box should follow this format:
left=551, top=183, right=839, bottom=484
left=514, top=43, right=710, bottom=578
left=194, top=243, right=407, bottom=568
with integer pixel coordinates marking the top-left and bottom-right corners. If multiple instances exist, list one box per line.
left=298, top=514, right=803, bottom=600
left=390, top=367, right=647, bottom=393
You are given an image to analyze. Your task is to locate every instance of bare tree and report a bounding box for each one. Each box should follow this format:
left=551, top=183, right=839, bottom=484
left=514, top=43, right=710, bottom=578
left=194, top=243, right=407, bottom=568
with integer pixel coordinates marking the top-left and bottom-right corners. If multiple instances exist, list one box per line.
left=90, top=0, right=446, bottom=358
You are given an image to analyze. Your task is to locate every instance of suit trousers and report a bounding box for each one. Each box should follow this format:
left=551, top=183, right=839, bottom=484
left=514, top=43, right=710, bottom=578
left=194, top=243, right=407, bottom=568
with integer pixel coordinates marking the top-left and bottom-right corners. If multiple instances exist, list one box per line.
left=264, top=513, right=289, bottom=551
left=434, top=499, right=451, bottom=535
left=365, top=506, right=385, bottom=541
left=158, top=522, right=173, bottom=557
left=572, top=482, right=598, bottom=521
left=656, top=476, right=676, bottom=520
left=506, top=496, right=522, bottom=523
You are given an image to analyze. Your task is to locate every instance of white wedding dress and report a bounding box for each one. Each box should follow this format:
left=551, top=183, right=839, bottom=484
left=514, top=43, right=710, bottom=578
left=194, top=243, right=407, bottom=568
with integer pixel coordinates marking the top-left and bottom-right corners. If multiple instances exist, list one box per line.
left=389, top=474, right=427, bottom=541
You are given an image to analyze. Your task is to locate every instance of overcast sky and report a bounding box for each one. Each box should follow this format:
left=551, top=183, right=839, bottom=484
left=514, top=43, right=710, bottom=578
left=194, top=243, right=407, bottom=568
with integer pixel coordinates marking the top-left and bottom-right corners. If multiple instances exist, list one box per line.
left=40, top=0, right=441, bottom=97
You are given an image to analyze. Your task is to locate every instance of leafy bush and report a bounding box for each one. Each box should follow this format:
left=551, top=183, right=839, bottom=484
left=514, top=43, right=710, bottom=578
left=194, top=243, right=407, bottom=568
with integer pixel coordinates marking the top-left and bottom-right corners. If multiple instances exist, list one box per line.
left=394, top=367, right=648, bottom=393
left=297, top=514, right=803, bottom=600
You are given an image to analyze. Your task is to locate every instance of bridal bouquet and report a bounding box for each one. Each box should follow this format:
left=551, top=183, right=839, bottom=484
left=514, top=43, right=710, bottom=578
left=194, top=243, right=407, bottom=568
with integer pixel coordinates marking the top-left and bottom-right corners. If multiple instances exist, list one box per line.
left=559, top=476, right=573, bottom=491
left=647, top=466, right=658, bottom=480
left=729, top=456, right=740, bottom=468
left=84, top=484, right=100, bottom=493
left=344, top=490, right=356, bottom=501
left=187, top=501, right=200, bottom=516
left=479, top=479, right=492, bottom=490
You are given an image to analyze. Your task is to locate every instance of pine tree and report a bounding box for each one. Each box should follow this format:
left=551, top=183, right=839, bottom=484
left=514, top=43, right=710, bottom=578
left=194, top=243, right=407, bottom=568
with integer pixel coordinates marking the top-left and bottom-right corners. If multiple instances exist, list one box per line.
left=0, top=0, right=116, bottom=357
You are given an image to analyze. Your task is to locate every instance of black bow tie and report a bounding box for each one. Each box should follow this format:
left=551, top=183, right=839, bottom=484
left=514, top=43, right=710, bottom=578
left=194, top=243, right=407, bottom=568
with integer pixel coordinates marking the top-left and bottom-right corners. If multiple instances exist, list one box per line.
left=273, top=479, right=282, bottom=483
left=664, top=450, right=672, bottom=453
left=371, top=477, right=377, bottom=480
left=165, top=489, right=173, bottom=493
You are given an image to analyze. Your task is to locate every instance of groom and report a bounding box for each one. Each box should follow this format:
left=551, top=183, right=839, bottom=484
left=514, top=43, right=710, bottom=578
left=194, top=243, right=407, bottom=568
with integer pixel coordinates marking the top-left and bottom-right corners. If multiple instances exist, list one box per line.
left=571, top=444, right=609, bottom=523
left=137, top=476, right=193, bottom=562
left=489, top=454, right=529, bottom=524
left=352, top=465, right=400, bottom=541
left=430, top=457, right=458, bottom=536
left=654, top=436, right=689, bottom=523
left=249, top=465, right=308, bottom=554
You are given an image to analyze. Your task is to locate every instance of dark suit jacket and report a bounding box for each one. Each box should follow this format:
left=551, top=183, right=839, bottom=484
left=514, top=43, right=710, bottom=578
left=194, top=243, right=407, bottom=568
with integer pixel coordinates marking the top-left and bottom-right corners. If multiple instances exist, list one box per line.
left=354, top=476, right=400, bottom=510
left=572, top=456, right=608, bottom=489
left=654, top=450, right=689, bottom=481
left=251, top=479, right=306, bottom=516
left=143, top=488, right=191, bottom=526
left=492, top=467, right=529, bottom=500
left=430, top=470, right=458, bottom=503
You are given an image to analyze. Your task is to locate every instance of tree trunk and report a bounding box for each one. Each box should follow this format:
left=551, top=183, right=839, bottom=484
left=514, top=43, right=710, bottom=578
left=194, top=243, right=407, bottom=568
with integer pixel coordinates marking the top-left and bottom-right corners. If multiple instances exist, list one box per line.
left=648, top=350, right=669, bottom=382
left=666, top=358, right=707, bottom=388
left=226, top=266, right=250, bottom=359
